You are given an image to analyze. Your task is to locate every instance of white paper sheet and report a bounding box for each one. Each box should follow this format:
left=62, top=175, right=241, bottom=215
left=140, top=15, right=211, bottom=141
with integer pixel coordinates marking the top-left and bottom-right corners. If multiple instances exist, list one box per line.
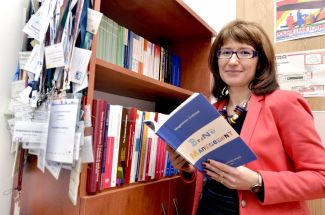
left=46, top=99, right=79, bottom=164
left=69, top=47, right=92, bottom=84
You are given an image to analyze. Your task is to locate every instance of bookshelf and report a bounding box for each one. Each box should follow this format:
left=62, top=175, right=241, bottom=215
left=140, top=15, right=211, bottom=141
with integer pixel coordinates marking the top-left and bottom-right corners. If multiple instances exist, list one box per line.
left=20, top=0, right=215, bottom=214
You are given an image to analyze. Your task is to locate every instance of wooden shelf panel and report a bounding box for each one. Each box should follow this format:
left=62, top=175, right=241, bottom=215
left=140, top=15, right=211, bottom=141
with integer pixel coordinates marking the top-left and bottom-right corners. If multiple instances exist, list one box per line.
left=79, top=176, right=192, bottom=215
left=82, top=176, right=179, bottom=199
left=94, top=58, right=193, bottom=102
left=99, top=0, right=214, bottom=44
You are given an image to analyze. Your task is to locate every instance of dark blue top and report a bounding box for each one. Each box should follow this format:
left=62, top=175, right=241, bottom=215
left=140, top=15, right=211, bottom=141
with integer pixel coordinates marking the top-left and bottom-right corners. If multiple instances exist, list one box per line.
left=196, top=111, right=247, bottom=215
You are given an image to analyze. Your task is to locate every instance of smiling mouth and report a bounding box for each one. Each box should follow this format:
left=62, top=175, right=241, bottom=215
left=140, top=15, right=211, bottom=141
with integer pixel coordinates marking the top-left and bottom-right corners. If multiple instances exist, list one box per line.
left=226, top=70, right=242, bottom=73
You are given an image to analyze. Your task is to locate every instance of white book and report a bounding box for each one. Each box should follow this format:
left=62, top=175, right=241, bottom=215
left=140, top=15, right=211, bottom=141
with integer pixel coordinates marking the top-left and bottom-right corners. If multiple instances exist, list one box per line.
left=142, top=39, right=151, bottom=77
left=149, top=42, right=155, bottom=78
left=107, top=105, right=123, bottom=187
left=142, top=111, right=155, bottom=180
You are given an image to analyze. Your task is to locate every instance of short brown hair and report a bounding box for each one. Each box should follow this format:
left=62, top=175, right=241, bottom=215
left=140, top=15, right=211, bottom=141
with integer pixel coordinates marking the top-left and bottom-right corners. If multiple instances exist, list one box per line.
left=209, top=20, right=279, bottom=100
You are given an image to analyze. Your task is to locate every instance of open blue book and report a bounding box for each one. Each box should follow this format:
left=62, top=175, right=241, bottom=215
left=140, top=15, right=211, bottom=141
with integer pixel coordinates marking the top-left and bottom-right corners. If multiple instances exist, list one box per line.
left=144, top=93, right=257, bottom=173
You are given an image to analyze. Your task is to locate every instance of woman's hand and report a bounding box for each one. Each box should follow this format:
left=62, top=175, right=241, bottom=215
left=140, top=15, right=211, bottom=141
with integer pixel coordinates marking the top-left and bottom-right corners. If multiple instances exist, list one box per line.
left=166, top=145, right=195, bottom=174
left=202, top=159, right=260, bottom=190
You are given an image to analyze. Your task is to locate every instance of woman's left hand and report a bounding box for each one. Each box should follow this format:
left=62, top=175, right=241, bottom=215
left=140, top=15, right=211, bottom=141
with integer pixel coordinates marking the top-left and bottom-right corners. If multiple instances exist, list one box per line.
left=202, top=159, right=259, bottom=190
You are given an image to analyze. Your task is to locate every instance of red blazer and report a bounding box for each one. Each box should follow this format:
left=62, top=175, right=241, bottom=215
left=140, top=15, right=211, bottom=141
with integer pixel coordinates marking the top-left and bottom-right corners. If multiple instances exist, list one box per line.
left=189, top=90, right=325, bottom=215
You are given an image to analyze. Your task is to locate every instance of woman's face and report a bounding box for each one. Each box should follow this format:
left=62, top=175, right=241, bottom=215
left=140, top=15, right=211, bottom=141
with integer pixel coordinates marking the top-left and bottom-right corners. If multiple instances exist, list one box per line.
left=218, top=39, right=258, bottom=90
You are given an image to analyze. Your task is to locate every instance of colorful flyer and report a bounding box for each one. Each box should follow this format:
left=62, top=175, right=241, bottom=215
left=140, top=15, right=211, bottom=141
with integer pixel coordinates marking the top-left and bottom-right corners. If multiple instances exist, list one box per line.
left=275, top=0, right=325, bottom=42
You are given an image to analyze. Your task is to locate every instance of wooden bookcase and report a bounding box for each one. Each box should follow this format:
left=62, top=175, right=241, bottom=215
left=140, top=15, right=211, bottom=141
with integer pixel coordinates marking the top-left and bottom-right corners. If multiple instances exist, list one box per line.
left=19, top=0, right=215, bottom=214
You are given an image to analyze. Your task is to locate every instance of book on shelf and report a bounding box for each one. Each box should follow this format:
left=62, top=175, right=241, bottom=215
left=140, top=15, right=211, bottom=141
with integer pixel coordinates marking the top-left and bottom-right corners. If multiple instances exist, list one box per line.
left=153, top=44, right=161, bottom=81
left=138, top=111, right=151, bottom=181
left=96, top=14, right=184, bottom=88
left=86, top=99, right=107, bottom=194
left=100, top=103, right=111, bottom=190
left=107, top=105, right=123, bottom=187
left=124, top=107, right=137, bottom=184
left=116, top=107, right=130, bottom=185
left=144, top=93, right=257, bottom=173
left=171, top=54, right=180, bottom=87
left=131, top=110, right=144, bottom=183
left=147, top=112, right=159, bottom=180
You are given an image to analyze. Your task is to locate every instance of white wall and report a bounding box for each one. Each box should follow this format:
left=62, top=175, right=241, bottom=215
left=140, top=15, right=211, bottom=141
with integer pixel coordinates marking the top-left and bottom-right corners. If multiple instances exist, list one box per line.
left=182, top=0, right=236, bottom=32
left=0, top=1, right=29, bottom=214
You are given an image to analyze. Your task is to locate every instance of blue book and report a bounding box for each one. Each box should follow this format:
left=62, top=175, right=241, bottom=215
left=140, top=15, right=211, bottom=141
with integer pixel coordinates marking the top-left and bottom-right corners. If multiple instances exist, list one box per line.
left=144, top=93, right=257, bottom=173
left=171, top=54, right=180, bottom=87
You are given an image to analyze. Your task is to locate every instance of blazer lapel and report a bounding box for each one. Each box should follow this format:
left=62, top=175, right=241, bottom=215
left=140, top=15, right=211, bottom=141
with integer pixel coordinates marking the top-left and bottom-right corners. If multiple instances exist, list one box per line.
left=240, top=94, right=263, bottom=147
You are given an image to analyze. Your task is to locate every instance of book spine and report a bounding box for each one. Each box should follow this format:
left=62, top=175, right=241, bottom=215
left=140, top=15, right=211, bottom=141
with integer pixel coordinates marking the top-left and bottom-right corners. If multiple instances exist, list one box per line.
left=123, top=28, right=129, bottom=68
left=124, top=107, right=137, bottom=184
left=86, top=100, right=97, bottom=194
left=153, top=44, right=161, bottom=80
left=160, top=140, right=167, bottom=177
left=95, top=100, right=107, bottom=191
left=102, top=136, right=115, bottom=189
left=144, top=137, right=152, bottom=181
left=171, top=54, right=180, bottom=87
left=109, top=105, right=123, bottom=187
left=112, top=21, right=119, bottom=65
left=138, top=111, right=149, bottom=181
left=159, top=47, right=165, bottom=82
left=138, top=36, right=144, bottom=74
left=128, top=31, right=134, bottom=70
left=133, top=110, right=144, bottom=182
left=163, top=49, right=170, bottom=83
left=154, top=137, right=162, bottom=180
left=117, top=25, right=122, bottom=67
left=86, top=99, right=107, bottom=194
left=99, top=103, right=110, bottom=190
left=116, top=108, right=129, bottom=186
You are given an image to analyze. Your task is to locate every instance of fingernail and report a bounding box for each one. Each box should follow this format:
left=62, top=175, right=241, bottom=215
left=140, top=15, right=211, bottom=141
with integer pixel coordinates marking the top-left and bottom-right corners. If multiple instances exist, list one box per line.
left=203, top=170, right=207, bottom=174
left=202, top=163, right=206, bottom=167
left=206, top=160, right=210, bottom=164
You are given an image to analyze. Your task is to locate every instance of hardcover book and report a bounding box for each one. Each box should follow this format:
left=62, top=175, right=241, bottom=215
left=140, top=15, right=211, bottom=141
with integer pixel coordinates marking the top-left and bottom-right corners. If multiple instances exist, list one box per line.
left=144, top=93, right=257, bottom=173
left=86, top=99, right=107, bottom=194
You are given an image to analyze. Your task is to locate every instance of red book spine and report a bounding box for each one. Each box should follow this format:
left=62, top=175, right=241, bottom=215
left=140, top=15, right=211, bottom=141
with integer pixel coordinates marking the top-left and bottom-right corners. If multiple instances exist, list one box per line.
left=154, top=138, right=162, bottom=180
left=160, top=140, right=167, bottom=177
left=153, top=112, right=160, bottom=180
left=102, top=136, right=115, bottom=189
left=86, top=99, right=107, bottom=194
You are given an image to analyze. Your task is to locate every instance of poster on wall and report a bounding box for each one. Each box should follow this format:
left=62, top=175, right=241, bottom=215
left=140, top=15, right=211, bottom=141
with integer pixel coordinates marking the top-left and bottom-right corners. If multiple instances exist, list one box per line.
left=274, top=0, right=325, bottom=43
left=276, top=49, right=325, bottom=97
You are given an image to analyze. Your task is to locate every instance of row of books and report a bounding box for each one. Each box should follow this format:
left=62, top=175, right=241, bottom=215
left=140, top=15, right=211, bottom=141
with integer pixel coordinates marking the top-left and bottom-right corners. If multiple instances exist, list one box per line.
left=96, top=15, right=180, bottom=87
left=86, top=99, right=178, bottom=194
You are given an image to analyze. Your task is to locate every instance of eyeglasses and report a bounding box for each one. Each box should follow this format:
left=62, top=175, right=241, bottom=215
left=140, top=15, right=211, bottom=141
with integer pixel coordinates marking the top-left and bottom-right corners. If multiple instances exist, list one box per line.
left=217, top=49, right=258, bottom=59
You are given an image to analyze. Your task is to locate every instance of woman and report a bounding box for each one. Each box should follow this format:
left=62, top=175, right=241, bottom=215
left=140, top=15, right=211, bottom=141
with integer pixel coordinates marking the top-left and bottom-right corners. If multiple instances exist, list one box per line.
left=167, top=20, right=325, bottom=215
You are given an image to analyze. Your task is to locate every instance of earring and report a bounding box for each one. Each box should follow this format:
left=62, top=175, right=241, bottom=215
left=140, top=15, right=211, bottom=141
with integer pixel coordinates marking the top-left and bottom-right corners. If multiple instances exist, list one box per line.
left=221, top=86, right=228, bottom=96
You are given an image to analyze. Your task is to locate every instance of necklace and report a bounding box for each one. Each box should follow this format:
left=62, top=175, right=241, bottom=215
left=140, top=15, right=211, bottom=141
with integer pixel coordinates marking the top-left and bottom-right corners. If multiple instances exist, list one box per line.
left=220, top=99, right=249, bottom=125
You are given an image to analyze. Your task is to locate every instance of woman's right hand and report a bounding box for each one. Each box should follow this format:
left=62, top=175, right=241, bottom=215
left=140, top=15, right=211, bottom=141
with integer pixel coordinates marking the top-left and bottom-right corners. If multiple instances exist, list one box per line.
left=166, top=145, right=195, bottom=174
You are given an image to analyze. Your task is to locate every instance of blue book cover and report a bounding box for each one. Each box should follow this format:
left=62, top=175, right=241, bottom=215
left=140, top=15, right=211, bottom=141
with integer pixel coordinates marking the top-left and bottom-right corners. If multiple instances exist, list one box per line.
left=145, top=93, right=257, bottom=173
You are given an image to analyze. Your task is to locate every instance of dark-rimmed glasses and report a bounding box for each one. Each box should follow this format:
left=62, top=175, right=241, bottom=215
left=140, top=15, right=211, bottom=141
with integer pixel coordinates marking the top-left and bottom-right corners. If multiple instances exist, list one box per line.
left=217, top=49, right=258, bottom=59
